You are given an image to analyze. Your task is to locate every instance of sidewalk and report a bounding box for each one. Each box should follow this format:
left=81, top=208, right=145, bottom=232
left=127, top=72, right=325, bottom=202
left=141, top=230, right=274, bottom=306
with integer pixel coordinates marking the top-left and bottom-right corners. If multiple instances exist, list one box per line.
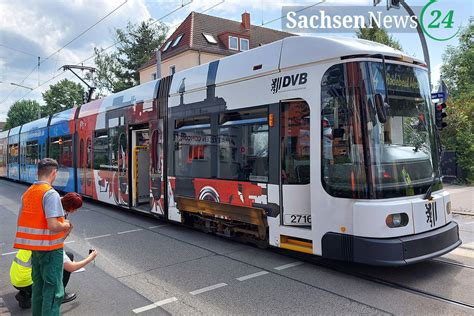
left=444, top=184, right=474, bottom=214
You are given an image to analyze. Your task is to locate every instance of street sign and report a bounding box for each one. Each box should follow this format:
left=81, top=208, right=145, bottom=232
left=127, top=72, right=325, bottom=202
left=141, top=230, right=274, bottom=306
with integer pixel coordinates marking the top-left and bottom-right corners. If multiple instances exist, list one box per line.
left=431, top=92, right=446, bottom=99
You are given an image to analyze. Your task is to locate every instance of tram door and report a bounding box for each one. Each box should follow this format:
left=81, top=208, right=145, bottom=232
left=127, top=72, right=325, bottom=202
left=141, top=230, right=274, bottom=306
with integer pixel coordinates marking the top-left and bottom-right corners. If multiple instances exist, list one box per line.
left=150, top=119, right=165, bottom=216
left=78, top=134, right=94, bottom=197
left=280, top=100, right=312, bottom=227
left=131, top=127, right=150, bottom=210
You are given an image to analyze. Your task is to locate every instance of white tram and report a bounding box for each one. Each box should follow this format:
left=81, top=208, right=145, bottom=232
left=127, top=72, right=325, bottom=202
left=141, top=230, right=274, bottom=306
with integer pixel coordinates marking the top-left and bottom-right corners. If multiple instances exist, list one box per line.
left=0, top=36, right=461, bottom=265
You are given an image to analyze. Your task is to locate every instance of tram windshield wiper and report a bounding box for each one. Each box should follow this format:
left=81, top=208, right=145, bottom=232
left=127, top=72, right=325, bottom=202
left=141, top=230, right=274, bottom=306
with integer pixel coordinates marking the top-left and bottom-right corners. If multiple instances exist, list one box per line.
left=423, top=176, right=439, bottom=200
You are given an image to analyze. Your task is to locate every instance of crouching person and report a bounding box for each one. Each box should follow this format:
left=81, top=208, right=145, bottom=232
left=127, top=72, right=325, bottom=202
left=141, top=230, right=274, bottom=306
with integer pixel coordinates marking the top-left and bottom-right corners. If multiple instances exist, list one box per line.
left=10, top=249, right=98, bottom=308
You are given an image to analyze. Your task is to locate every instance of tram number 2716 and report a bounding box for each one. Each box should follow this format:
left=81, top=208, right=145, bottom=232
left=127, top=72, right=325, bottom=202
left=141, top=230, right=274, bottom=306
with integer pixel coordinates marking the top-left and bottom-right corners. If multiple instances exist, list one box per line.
left=284, top=214, right=311, bottom=225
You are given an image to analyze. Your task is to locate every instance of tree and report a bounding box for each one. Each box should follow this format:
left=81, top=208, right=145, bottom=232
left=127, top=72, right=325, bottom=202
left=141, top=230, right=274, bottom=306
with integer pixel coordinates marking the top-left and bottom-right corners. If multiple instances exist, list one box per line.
left=355, top=19, right=403, bottom=51
left=92, top=20, right=168, bottom=93
left=440, top=25, right=474, bottom=183
left=42, top=79, right=85, bottom=116
left=4, top=100, right=41, bottom=129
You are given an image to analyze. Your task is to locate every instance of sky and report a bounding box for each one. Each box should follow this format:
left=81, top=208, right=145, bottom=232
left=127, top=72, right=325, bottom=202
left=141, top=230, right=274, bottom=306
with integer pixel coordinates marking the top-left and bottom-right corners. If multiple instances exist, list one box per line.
left=0, top=0, right=472, bottom=121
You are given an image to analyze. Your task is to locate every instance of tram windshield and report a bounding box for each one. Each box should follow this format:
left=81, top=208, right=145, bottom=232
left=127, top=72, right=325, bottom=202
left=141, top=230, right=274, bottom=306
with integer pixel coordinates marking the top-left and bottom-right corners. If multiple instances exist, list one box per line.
left=321, top=61, right=441, bottom=199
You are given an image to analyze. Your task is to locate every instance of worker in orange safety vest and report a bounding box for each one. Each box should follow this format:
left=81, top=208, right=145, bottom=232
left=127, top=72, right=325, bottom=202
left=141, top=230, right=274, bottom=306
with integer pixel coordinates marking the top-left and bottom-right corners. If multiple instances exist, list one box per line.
left=13, top=158, right=72, bottom=316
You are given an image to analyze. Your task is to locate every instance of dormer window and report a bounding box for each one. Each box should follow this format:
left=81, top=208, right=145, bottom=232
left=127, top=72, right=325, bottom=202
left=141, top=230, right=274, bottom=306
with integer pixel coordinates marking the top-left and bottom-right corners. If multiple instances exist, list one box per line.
left=240, top=38, right=249, bottom=51
left=229, top=36, right=238, bottom=50
left=203, top=33, right=217, bottom=44
left=172, top=34, right=184, bottom=48
left=162, top=41, right=172, bottom=52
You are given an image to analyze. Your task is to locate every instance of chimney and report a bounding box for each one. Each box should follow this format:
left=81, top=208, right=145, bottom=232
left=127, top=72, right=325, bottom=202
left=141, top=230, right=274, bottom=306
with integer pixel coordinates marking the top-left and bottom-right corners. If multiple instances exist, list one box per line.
left=241, top=12, right=250, bottom=30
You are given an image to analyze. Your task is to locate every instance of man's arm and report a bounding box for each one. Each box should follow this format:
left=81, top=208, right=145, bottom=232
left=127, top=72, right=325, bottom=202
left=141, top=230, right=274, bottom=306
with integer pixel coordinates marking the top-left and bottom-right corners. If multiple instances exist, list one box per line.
left=47, top=218, right=70, bottom=232
left=64, top=250, right=97, bottom=272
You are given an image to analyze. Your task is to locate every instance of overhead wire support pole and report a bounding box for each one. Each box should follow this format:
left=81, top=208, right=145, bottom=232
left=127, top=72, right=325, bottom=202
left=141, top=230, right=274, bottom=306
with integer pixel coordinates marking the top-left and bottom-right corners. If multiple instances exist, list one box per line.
left=400, top=0, right=431, bottom=88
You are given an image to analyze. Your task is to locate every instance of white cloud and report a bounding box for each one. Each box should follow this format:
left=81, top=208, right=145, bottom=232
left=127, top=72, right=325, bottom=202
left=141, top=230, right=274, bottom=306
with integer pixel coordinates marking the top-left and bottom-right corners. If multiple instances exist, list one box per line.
left=0, top=0, right=152, bottom=120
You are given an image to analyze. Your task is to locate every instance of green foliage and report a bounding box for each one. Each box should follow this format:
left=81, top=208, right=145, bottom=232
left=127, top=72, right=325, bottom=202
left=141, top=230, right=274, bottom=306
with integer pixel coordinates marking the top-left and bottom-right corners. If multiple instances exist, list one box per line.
left=91, top=20, right=168, bottom=93
left=440, top=25, right=474, bottom=183
left=4, top=100, right=41, bottom=129
left=42, top=79, right=84, bottom=116
left=355, top=19, right=402, bottom=51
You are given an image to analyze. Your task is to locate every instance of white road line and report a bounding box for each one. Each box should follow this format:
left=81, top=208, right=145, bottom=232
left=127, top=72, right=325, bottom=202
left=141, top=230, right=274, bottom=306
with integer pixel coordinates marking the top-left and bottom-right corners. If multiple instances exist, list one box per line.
left=1, top=251, right=18, bottom=256
left=236, top=271, right=269, bottom=281
left=117, top=228, right=143, bottom=235
left=190, top=283, right=227, bottom=295
left=64, top=240, right=76, bottom=244
left=84, top=234, right=111, bottom=240
left=132, top=297, right=178, bottom=314
left=148, top=224, right=168, bottom=229
left=274, top=261, right=304, bottom=271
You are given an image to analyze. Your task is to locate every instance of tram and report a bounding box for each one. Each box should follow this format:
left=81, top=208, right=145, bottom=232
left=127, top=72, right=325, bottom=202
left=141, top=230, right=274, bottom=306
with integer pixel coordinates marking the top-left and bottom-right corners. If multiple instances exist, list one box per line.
left=0, top=36, right=461, bottom=265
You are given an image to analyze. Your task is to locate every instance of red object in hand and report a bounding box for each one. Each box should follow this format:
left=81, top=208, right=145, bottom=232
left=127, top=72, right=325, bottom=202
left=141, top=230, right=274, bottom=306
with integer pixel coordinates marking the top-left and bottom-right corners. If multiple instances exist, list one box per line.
left=61, top=192, right=83, bottom=211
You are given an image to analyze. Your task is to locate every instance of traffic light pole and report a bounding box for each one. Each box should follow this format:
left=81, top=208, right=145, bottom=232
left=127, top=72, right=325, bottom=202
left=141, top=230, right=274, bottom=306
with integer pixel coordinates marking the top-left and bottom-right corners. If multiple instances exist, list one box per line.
left=400, top=0, right=431, bottom=88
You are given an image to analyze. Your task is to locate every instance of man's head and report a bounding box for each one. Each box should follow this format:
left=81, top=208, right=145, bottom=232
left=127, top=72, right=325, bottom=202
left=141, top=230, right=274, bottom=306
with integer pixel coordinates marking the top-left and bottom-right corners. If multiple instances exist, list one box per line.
left=61, top=192, right=83, bottom=213
left=37, top=158, right=59, bottom=184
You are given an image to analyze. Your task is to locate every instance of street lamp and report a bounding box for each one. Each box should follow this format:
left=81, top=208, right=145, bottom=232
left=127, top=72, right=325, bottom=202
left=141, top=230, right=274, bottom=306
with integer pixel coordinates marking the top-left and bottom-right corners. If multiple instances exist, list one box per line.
left=8, top=82, right=42, bottom=119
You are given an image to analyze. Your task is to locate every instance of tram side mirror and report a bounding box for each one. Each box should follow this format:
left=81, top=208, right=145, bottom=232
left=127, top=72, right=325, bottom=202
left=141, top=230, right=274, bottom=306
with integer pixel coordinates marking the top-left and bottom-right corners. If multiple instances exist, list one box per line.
left=375, top=93, right=388, bottom=123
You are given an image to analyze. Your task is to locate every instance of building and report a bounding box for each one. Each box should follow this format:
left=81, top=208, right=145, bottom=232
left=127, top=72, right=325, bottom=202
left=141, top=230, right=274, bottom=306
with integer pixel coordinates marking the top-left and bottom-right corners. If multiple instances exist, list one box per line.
left=0, top=122, right=5, bottom=132
left=138, top=11, right=294, bottom=84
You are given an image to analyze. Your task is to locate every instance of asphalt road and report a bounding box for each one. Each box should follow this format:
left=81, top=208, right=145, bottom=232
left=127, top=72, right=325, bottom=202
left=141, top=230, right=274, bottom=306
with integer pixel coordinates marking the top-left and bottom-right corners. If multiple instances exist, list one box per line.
left=1, top=179, right=473, bottom=315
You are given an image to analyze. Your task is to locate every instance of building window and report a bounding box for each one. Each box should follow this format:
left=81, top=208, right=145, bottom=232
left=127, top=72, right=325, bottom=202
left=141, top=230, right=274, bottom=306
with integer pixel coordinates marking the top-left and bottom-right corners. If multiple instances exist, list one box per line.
left=169, top=65, right=176, bottom=75
left=172, top=34, right=184, bottom=48
left=151, top=72, right=157, bottom=80
left=162, top=41, right=172, bottom=52
left=202, top=33, right=217, bottom=44
left=229, top=36, right=238, bottom=50
left=240, top=38, right=249, bottom=51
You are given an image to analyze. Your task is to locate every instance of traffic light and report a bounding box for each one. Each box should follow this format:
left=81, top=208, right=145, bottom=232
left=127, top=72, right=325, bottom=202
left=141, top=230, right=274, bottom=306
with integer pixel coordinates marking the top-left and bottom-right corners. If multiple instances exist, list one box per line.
left=387, top=0, right=400, bottom=9
left=435, top=102, right=447, bottom=130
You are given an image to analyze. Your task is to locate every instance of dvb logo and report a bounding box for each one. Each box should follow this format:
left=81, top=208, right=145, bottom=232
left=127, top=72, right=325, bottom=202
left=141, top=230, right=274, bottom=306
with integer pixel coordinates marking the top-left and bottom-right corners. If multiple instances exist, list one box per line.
left=271, top=72, right=308, bottom=94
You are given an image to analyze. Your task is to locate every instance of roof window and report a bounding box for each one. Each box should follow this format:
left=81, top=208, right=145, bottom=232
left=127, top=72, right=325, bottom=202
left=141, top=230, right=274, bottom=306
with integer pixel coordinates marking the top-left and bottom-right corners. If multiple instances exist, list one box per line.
left=162, top=41, right=172, bottom=52
left=172, top=34, right=184, bottom=47
left=202, top=33, right=217, bottom=44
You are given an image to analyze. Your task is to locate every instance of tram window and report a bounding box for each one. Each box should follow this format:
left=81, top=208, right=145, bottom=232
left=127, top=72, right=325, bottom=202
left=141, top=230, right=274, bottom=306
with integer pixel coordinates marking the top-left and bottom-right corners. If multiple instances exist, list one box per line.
left=174, top=116, right=212, bottom=178
left=50, top=136, right=73, bottom=168
left=321, top=63, right=367, bottom=198
left=93, top=130, right=108, bottom=169
left=8, top=144, right=19, bottom=163
left=281, top=101, right=310, bottom=184
left=218, top=107, right=269, bottom=182
left=86, top=138, right=92, bottom=169
left=25, top=141, right=38, bottom=165
left=151, top=130, right=161, bottom=174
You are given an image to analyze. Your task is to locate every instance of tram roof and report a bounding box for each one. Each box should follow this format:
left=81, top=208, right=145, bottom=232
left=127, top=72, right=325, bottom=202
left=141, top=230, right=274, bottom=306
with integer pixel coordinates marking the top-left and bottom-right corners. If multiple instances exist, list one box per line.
left=50, top=107, right=77, bottom=126
left=78, top=80, right=159, bottom=119
left=279, top=36, right=424, bottom=68
left=0, top=130, right=8, bottom=139
left=8, top=125, right=22, bottom=137
left=20, top=116, right=49, bottom=134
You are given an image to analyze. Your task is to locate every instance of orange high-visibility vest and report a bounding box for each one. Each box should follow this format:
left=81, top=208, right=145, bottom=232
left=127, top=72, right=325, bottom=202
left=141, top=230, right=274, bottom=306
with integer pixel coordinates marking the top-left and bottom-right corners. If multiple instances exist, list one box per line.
left=13, top=183, right=65, bottom=251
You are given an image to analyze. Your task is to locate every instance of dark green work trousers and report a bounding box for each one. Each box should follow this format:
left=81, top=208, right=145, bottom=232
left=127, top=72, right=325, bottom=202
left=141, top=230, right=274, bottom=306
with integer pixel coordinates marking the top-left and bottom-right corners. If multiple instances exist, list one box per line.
left=31, top=249, right=64, bottom=316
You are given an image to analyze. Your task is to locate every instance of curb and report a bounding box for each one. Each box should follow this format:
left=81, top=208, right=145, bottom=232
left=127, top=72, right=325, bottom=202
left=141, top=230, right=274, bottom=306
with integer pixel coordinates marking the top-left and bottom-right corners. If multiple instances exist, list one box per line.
left=0, top=298, right=11, bottom=316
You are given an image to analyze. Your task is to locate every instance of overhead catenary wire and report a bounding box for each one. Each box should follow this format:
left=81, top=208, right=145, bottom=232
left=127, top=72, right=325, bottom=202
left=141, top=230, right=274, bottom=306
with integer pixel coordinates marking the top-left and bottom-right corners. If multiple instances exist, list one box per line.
left=8, top=1, right=193, bottom=104
left=0, top=0, right=129, bottom=105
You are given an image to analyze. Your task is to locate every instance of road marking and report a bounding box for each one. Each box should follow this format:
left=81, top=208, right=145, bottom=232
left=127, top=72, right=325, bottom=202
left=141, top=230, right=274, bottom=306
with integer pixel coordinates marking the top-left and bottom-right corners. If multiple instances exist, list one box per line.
left=84, top=234, right=111, bottom=240
left=236, top=271, right=269, bottom=281
left=117, top=228, right=143, bottom=235
left=1, top=251, right=18, bottom=256
left=274, top=261, right=304, bottom=270
left=190, top=283, right=227, bottom=295
left=64, top=240, right=76, bottom=244
left=133, top=297, right=178, bottom=314
left=148, top=224, right=168, bottom=229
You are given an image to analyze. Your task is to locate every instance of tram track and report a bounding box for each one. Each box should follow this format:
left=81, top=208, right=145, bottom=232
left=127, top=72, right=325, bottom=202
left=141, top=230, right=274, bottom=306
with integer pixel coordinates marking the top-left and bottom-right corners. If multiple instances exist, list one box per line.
left=431, top=258, right=474, bottom=270
left=282, top=251, right=474, bottom=312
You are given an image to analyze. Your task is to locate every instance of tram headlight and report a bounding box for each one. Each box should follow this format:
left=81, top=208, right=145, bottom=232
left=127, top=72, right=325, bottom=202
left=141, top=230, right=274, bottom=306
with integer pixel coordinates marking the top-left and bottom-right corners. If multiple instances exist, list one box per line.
left=386, top=213, right=409, bottom=228
left=446, top=201, right=452, bottom=214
